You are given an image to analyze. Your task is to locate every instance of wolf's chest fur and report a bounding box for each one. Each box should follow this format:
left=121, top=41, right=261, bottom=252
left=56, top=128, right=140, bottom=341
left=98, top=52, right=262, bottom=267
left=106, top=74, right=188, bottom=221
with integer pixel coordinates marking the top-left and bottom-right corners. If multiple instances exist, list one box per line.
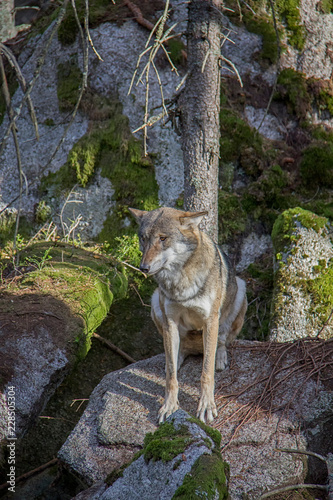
left=157, top=264, right=220, bottom=325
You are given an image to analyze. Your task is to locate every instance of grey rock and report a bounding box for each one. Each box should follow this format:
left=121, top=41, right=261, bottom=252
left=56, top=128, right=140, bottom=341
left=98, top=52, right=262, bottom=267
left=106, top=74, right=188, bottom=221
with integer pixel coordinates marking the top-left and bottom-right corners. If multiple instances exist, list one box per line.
left=236, top=231, right=273, bottom=272
left=221, top=17, right=264, bottom=81
left=270, top=209, right=333, bottom=342
left=59, top=342, right=332, bottom=499
left=0, top=13, right=186, bottom=232
left=244, top=106, right=286, bottom=140
left=0, top=327, right=69, bottom=439
left=74, top=481, right=107, bottom=500
left=58, top=171, right=115, bottom=241
left=281, top=0, right=333, bottom=80
left=0, top=22, right=89, bottom=219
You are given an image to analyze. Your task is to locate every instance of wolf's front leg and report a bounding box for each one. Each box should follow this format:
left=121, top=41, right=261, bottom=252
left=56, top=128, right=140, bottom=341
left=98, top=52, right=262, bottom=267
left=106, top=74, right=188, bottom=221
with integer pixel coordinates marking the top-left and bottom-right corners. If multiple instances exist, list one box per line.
left=158, top=320, right=180, bottom=423
left=197, top=317, right=219, bottom=423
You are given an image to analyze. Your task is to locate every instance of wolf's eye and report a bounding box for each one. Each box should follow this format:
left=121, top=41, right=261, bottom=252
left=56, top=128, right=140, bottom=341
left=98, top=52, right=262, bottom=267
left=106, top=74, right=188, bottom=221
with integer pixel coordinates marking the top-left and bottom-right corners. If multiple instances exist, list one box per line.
left=160, top=236, right=167, bottom=242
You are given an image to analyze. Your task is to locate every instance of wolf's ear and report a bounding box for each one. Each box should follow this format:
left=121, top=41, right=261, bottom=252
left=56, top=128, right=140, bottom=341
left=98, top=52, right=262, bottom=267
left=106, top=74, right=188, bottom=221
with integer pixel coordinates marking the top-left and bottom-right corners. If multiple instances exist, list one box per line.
left=179, top=211, right=208, bottom=229
left=128, top=208, right=147, bottom=223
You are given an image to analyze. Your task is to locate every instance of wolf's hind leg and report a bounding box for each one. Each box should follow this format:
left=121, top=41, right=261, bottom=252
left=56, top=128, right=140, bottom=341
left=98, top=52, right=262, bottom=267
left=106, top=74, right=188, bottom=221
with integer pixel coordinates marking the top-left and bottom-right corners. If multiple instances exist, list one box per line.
left=216, top=294, right=247, bottom=371
left=178, top=330, right=203, bottom=371
left=215, top=336, right=228, bottom=371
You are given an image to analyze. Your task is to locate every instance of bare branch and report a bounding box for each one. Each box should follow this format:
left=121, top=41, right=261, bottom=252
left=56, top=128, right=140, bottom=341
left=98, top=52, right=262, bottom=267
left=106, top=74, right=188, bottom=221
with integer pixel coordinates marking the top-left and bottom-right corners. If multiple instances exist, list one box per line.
left=260, top=484, right=327, bottom=499
left=276, top=448, right=327, bottom=463
left=93, top=332, right=136, bottom=364
left=0, top=43, right=39, bottom=140
left=0, top=0, right=70, bottom=157
left=0, top=54, right=23, bottom=263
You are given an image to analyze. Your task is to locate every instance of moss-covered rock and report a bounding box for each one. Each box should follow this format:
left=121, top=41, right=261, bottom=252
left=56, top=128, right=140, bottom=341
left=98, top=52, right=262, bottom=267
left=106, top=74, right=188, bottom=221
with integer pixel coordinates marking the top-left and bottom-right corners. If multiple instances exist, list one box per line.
left=143, top=423, right=194, bottom=463
left=57, top=0, right=117, bottom=45
left=223, top=0, right=305, bottom=58
left=270, top=208, right=333, bottom=341
left=245, top=15, right=279, bottom=64
left=0, top=242, right=127, bottom=443
left=275, top=0, right=306, bottom=50
left=40, top=95, right=159, bottom=245
left=4, top=242, right=127, bottom=359
left=172, top=452, right=229, bottom=499
left=97, top=410, right=228, bottom=499
left=276, top=68, right=311, bottom=120
left=300, top=142, right=333, bottom=189
left=57, top=60, right=83, bottom=112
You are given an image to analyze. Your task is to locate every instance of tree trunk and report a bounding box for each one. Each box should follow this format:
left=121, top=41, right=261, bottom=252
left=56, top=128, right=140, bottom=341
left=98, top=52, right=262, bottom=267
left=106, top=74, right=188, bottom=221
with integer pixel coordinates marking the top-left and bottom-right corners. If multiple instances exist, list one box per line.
left=181, top=0, right=222, bottom=243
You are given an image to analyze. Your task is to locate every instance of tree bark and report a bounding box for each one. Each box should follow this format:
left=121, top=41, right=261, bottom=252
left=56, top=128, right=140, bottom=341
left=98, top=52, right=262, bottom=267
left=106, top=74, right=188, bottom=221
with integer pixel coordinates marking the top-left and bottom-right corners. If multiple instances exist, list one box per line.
left=181, top=0, right=222, bottom=243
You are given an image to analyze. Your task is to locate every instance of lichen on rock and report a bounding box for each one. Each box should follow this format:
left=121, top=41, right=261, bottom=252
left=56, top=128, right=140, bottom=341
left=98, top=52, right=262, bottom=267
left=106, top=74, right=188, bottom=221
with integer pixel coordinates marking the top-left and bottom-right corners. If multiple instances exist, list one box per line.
left=270, top=207, right=333, bottom=341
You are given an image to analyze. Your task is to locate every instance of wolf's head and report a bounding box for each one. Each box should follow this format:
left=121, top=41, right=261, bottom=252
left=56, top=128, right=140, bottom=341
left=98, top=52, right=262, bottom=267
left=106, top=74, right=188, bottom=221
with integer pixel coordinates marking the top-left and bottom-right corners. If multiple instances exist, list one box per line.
left=129, top=207, right=207, bottom=276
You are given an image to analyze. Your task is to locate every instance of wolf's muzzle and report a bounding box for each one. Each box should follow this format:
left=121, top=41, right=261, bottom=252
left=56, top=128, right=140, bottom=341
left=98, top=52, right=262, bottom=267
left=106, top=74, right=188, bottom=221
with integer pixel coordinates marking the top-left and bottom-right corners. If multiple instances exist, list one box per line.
left=140, top=262, right=150, bottom=274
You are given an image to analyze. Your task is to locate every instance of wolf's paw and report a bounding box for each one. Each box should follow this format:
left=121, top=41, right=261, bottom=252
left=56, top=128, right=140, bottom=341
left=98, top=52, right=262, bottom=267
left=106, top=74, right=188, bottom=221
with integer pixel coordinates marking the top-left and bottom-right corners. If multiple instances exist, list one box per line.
left=158, top=400, right=179, bottom=424
left=197, top=395, right=218, bottom=423
left=215, top=347, right=228, bottom=371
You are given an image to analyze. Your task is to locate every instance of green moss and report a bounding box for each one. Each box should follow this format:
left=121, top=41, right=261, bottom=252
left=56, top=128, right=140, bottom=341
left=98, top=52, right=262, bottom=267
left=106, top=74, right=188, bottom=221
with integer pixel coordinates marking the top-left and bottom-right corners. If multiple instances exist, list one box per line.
left=276, top=68, right=311, bottom=120
left=318, top=0, right=333, bottom=13
left=219, top=162, right=235, bottom=192
left=245, top=16, right=278, bottom=64
left=44, top=118, right=55, bottom=127
left=310, top=125, right=333, bottom=142
left=318, top=87, right=333, bottom=115
left=167, top=38, right=186, bottom=66
left=220, top=108, right=264, bottom=170
left=172, top=452, right=229, bottom=499
left=57, top=60, right=83, bottom=112
left=58, top=0, right=112, bottom=45
left=300, top=143, right=333, bottom=189
left=187, top=417, right=222, bottom=449
left=271, top=207, right=328, bottom=254
left=40, top=96, right=159, bottom=243
left=0, top=209, right=17, bottom=245
left=218, top=191, right=247, bottom=244
left=15, top=242, right=127, bottom=359
left=276, top=73, right=333, bottom=121
left=143, top=423, right=193, bottom=463
left=243, top=256, right=274, bottom=341
left=275, top=0, right=306, bottom=50
left=241, top=164, right=289, bottom=229
left=304, top=198, right=333, bottom=221
left=35, top=200, right=52, bottom=224
left=224, top=0, right=304, bottom=51
left=308, top=261, right=333, bottom=325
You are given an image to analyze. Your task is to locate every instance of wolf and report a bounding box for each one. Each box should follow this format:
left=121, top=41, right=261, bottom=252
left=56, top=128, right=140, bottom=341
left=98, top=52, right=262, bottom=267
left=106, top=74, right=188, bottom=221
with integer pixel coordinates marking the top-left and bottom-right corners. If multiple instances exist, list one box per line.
left=129, top=207, right=247, bottom=423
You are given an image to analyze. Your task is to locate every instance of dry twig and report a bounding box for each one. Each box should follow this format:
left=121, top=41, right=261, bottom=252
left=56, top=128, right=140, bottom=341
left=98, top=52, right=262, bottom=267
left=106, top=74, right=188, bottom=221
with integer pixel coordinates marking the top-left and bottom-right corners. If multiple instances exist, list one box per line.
left=0, top=458, right=58, bottom=492
left=127, top=0, right=182, bottom=155
left=215, top=338, right=333, bottom=451
left=0, top=0, right=70, bottom=157
left=93, top=332, right=136, bottom=364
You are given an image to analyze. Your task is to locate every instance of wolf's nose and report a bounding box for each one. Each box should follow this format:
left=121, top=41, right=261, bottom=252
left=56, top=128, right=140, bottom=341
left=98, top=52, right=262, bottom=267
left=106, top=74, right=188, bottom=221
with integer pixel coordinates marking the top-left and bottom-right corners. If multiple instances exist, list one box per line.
left=140, top=264, right=150, bottom=274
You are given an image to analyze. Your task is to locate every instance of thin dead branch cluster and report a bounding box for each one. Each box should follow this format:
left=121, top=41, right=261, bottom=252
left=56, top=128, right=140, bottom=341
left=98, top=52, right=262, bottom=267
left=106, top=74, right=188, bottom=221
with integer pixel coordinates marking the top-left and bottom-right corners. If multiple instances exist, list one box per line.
left=127, top=0, right=180, bottom=155
left=127, top=0, right=245, bottom=155
left=216, top=338, right=333, bottom=444
left=0, top=0, right=100, bottom=262
left=215, top=338, right=333, bottom=497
